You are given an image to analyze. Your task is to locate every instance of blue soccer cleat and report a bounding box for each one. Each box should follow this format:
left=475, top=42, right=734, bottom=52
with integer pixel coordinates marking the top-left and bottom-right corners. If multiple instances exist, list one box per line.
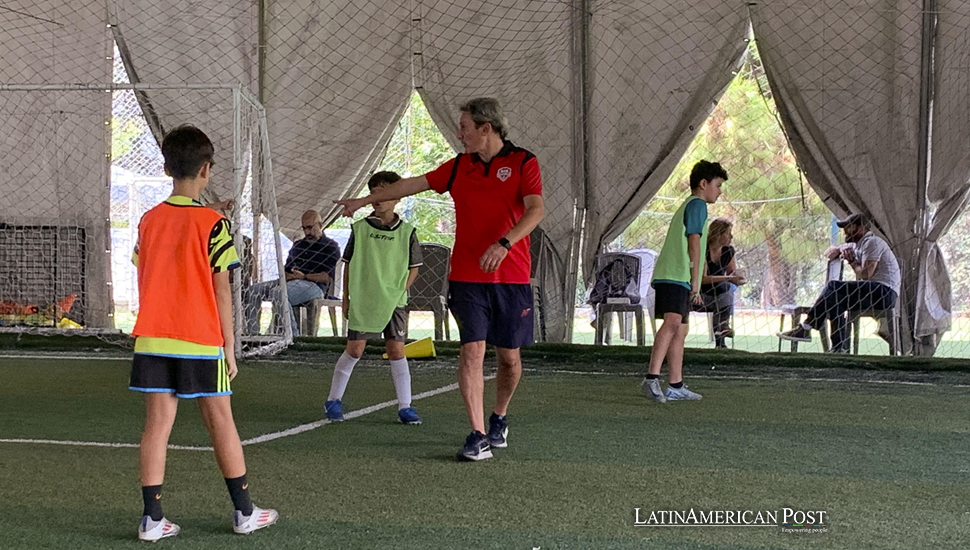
left=398, top=406, right=422, bottom=425
left=324, top=399, right=344, bottom=421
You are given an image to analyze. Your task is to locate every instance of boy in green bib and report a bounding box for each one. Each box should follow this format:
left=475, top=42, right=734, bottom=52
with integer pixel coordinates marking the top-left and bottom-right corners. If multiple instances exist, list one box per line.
left=642, top=160, right=727, bottom=403
left=325, top=171, right=424, bottom=424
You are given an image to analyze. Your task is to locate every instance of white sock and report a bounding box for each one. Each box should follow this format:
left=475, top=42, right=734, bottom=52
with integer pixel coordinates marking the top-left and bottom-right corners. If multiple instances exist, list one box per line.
left=328, top=352, right=359, bottom=401
left=389, top=358, right=412, bottom=409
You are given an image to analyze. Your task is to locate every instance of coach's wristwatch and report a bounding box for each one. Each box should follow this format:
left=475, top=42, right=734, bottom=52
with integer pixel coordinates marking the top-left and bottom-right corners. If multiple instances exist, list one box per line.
left=498, top=237, right=512, bottom=250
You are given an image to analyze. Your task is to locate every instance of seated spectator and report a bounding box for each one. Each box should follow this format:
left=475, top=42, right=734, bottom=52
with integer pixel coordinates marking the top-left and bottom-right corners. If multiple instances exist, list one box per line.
left=693, top=218, right=745, bottom=348
left=777, top=213, right=900, bottom=352
left=243, top=210, right=341, bottom=334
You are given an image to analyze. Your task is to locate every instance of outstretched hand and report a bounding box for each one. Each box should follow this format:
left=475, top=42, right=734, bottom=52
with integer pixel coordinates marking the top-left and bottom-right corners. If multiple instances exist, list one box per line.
left=333, top=197, right=367, bottom=217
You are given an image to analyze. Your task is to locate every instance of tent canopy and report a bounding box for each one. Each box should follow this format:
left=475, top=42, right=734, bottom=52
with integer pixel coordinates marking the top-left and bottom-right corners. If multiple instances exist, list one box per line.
left=2, top=0, right=967, bottom=351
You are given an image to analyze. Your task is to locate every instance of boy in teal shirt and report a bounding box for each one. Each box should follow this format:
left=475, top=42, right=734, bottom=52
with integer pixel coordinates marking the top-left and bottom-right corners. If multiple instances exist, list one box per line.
left=642, top=160, right=727, bottom=402
left=325, top=171, right=424, bottom=424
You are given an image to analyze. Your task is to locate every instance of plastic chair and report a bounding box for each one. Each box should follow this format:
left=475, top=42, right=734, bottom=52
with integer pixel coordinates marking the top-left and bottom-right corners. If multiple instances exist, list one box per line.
left=778, top=259, right=841, bottom=352
left=406, top=243, right=451, bottom=340
left=592, top=252, right=645, bottom=346
left=294, top=265, right=344, bottom=337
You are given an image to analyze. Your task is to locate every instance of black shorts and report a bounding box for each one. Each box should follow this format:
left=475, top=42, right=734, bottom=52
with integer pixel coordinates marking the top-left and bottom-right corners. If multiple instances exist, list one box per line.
left=129, top=354, right=232, bottom=398
left=448, top=281, right=534, bottom=349
left=653, top=282, right=690, bottom=324
left=347, top=307, right=409, bottom=342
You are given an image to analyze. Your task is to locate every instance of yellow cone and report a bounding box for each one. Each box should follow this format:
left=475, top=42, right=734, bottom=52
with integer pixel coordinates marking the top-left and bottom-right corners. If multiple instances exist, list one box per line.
left=383, top=337, right=436, bottom=360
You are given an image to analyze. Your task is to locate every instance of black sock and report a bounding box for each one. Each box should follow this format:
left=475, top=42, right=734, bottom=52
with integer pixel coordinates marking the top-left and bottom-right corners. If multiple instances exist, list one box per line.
left=669, top=381, right=684, bottom=389
left=142, top=485, right=163, bottom=521
left=646, top=374, right=660, bottom=380
left=225, top=475, right=254, bottom=516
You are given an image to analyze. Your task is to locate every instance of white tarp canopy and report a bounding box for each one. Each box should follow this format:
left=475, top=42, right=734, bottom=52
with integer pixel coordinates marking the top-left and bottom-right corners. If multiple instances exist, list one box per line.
left=2, top=0, right=968, bottom=352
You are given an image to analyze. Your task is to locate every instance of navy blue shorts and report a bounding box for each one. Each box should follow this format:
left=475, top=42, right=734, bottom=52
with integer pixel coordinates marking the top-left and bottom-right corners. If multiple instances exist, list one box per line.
left=448, top=281, right=534, bottom=349
left=652, top=282, right=690, bottom=324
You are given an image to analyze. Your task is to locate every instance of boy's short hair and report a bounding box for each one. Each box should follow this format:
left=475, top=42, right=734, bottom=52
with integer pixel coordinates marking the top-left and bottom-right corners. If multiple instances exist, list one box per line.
left=689, top=160, right=728, bottom=190
left=161, top=125, right=214, bottom=180
left=367, top=171, right=402, bottom=190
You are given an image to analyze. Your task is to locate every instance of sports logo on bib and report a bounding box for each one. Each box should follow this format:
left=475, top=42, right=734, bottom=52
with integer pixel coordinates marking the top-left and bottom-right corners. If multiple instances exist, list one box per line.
left=496, top=167, right=512, bottom=182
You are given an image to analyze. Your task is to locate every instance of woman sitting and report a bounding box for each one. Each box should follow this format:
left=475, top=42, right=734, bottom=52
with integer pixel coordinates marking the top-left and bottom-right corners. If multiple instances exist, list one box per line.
left=695, top=218, right=745, bottom=348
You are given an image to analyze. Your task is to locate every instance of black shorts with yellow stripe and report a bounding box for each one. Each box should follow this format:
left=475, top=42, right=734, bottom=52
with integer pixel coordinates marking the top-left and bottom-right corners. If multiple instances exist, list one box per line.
left=129, top=354, right=232, bottom=398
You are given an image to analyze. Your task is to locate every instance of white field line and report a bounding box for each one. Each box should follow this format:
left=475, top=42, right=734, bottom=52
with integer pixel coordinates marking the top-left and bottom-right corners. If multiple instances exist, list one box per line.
left=0, top=376, right=493, bottom=452
left=0, top=354, right=131, bottom=361
left=0, top=438, right=209, bottom=451
left=522, top=368, right=970, bottom=388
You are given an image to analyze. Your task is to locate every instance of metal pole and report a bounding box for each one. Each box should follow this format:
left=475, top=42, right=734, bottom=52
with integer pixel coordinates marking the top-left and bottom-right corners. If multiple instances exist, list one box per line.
left=912, top=0, right=938, bottom=355
left=230, top=87, right=245, bottom=357
left=252, top=99, right=293, bottom=345
left=563, top=0, right=591, bottom=343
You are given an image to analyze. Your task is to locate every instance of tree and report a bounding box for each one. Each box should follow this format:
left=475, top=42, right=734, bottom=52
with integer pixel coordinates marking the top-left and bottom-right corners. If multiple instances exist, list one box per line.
left=335, top=93, right=458, bottom=247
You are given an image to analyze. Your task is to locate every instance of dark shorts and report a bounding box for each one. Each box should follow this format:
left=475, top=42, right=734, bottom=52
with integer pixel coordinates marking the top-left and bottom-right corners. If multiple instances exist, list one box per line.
left=347, top=307, right=409, bottom=342
left=448, top=281, right=534, bottom=349
left=653, top=282, right=690, bottom=324
left=129, top=354, right=232, bottom=398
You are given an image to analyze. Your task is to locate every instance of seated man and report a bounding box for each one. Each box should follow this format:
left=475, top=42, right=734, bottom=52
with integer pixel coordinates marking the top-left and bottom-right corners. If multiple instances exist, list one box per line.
left=777, top=213, right=900, bottom=352
left=243, top=210, right=341, bottom=334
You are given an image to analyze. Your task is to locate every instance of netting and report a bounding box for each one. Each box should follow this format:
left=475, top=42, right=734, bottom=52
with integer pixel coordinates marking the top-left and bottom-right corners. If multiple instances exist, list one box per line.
left=3, top=1, right=970, bottom=358
left=583, top=40, right=873, bottom=354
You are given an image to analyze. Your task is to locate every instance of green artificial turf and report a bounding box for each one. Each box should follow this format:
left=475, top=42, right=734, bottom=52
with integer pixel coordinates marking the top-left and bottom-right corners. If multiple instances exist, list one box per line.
left=1, top=356, right=968, bottom=549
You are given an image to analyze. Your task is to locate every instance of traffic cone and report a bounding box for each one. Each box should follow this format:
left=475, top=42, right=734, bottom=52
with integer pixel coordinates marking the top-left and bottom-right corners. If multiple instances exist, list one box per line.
left=383, top=337, right=436, bottom=360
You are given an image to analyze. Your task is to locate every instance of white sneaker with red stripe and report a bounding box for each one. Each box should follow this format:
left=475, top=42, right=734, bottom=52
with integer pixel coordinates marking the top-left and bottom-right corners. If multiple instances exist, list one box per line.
left=138, top=516, right=180, bottom=542
left=233, top=505, right=279, bottom=534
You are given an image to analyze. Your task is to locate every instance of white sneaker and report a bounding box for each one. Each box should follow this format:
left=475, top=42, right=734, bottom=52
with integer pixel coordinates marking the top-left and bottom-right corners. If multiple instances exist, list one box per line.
left=641, top=377, right=667, bottom=403
left=665, top=384, right=703, bottom=401
left=138, top=516, right=180, bottom=542
left=233, top=505, right=279, bottom=534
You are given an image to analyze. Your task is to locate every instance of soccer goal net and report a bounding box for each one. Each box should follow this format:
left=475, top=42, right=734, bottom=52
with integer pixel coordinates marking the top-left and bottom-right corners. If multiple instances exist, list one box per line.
left=0, top=83, right=293, bottom=357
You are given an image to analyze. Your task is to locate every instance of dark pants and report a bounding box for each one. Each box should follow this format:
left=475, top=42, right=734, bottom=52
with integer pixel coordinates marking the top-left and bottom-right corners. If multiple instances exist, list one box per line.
left=805, top=281, right=897, bottom=352
left=693, top=285, right=734, bottom=347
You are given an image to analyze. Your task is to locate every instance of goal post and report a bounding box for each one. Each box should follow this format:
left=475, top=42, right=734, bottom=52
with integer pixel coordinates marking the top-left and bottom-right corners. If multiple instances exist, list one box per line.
left=0, top=83, right=293, bottom=356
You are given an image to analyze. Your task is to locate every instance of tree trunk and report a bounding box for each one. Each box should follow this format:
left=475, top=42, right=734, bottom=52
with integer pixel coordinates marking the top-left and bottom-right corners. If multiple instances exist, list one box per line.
left=761, top=232, right=795, bottom=308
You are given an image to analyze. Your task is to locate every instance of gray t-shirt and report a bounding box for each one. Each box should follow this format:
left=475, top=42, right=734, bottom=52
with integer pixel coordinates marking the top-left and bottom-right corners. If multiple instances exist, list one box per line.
left=852, top=232, right=900, bottom=295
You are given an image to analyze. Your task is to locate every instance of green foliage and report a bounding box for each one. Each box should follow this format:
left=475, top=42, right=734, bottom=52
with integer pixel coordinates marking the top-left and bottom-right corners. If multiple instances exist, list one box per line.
left=110, top=116, right=142, bottom=161
left=380, top=93, right=455, bottom=177
left=337, top=92, right=459, bottom=245
left=938, top=213, right=970, bottom=314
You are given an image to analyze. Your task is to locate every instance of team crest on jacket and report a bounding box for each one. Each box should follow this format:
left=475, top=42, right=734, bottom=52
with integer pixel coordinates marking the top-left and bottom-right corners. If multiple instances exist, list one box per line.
left=496, top=167, right=512, bottom=181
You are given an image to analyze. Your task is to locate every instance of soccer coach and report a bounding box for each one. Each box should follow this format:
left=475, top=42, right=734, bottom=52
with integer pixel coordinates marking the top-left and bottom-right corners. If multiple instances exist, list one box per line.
left=335, top=97, right=544, bottom=461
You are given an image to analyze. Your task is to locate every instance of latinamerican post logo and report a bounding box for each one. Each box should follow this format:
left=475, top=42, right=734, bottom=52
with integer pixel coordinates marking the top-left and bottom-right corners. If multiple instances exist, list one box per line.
left=634, top=508, right=828, bottom=533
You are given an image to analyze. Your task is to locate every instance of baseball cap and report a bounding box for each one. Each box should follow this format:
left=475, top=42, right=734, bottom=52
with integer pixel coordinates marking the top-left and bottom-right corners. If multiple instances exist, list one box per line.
left=836, top=213, right=868, bottom=228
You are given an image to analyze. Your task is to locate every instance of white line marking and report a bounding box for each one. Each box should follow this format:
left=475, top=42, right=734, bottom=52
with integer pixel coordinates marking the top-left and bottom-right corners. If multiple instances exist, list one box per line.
left=523, top=368, right=970, bottom=388
left=0, top=438, right=209, bottom=451
left=0, top=376, right=494, bottom=452
left=0, top=354, right=131, bottom=361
